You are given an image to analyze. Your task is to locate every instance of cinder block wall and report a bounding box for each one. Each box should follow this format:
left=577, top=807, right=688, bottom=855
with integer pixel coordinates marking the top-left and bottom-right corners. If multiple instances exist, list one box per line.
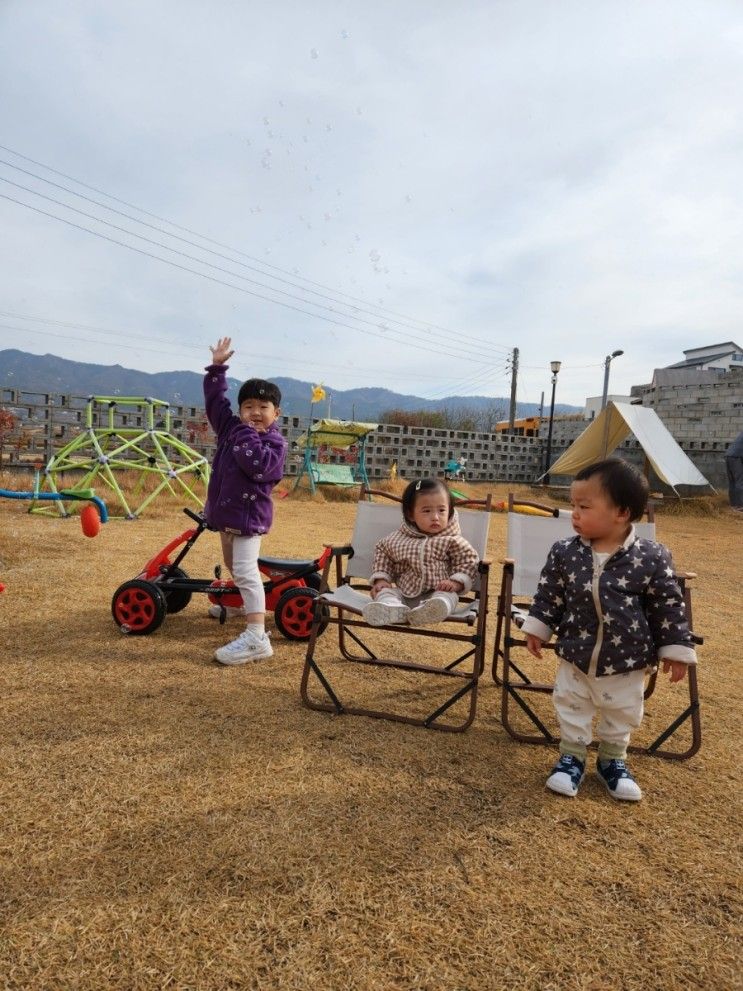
left=1, top=374, right=741, bottom=489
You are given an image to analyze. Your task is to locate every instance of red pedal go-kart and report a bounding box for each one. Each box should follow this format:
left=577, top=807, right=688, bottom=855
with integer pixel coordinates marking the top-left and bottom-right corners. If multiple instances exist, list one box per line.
left=112, top=508, right=330, bottom=640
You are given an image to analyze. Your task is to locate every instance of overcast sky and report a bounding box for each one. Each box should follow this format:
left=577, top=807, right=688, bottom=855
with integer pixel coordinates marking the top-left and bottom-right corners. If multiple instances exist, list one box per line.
left=1, top=0, right=742, bottom=406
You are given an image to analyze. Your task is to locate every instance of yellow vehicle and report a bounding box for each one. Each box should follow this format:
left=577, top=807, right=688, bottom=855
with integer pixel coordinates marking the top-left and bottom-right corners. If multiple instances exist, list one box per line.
left=493, top=416, right=541, bottom=437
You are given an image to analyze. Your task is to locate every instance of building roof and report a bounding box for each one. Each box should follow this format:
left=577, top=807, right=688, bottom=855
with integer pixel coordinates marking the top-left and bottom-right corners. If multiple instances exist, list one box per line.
left=681, top=341, right=742, bottom=357
left=667, top=351, right=737, bottom=369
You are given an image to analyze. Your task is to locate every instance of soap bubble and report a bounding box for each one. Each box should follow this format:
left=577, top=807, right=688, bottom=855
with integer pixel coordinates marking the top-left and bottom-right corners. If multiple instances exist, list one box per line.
left=336, top=188, right=342, bottom=196
left=268, top=129, right=275, bottom=138
left=354, top=233, right=361, bottom=242
left=355, top=106, right=363, bottom=116
left=310, top=48, right=319, bottom=59
left=369, top=249, right=381, bottom=262
left=404, top=193, right=413, bottom=203
left=292, top=267, right=300, bottom=275
left=325, top=123, right=332, bottom=132
left=263, top=116, right=270, bottom=126
left=321, top=240, right=327, bottom=247
left=378, top=322, right=389, bottom=332
left=120, top=624, right=132, bottom=634
left=341, top=29, right=349, bottom=39
left=323, top=212, right=332, bottom=221
left=265, top=248, right=272, bottom=255
left=278, top=99, right=285, bottom=107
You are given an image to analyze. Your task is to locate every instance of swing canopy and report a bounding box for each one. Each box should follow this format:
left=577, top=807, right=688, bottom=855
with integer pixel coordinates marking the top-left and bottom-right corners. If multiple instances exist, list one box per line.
left=296, top=419, right=379, bottom=449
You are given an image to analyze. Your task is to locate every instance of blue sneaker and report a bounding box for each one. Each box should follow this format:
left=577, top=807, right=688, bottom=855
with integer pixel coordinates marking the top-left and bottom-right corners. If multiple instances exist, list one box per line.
left=596, top=759, right=642, bottom=801
left=546, top=754, right=585, bottom=797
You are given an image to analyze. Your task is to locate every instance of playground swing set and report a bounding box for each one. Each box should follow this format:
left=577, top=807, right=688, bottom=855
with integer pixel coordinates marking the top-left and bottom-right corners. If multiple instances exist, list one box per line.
left=292, top=418, right=379, bottom=494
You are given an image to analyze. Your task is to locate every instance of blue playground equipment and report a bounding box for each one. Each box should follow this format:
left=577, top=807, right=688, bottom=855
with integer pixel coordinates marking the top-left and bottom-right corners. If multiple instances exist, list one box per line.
left=1, top=486, right=108, bottom=534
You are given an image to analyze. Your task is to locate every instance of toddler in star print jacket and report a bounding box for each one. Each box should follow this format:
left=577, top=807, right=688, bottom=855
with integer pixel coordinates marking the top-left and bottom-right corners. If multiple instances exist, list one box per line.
left=521, top=458, right=697, bottom=802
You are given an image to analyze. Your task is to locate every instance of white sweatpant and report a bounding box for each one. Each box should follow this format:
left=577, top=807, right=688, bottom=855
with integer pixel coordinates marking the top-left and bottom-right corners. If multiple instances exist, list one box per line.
left=373, top=587, right=460, bottom=617
left=219, top=532, right=265, bottom=615
left=553, top=659, right=645, bottom=760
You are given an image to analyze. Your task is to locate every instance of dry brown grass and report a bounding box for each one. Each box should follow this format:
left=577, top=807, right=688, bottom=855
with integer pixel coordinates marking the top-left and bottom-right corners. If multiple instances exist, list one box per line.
left=0, top=480, right=741, bottom=990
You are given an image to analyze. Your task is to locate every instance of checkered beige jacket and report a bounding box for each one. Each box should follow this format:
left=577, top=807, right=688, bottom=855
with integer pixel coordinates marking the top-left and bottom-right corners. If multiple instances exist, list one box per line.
left=369, top=511, right=480, bottom=598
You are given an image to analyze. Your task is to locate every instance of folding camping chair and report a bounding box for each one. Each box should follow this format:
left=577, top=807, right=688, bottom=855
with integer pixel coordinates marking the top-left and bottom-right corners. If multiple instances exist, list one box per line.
left=300, top=487, right=492, bottom=732
left=492, top=495, right=702, bottom=760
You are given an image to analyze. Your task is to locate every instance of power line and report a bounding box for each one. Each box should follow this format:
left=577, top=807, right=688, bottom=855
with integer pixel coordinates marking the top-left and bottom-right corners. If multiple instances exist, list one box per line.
left=0, top=189, right=499, bottom=368
left=0, top=319, right=460, bottom=384
left=0, top=143, right=513, bottom=355
left=1, top=174, right=507, bottom=366
left=0, top=157, right=511, bottom=355
left=422, top=358, right=511, bottom=400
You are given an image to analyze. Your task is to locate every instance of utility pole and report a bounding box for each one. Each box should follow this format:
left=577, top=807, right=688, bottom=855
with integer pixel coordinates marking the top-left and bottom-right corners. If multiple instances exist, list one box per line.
left=507, top=347, right=519, bottom=432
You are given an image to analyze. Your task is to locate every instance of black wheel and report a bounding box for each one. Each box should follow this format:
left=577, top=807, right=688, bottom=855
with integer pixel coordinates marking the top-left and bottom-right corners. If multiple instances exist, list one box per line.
left=112, top=579, right=167, bottom=635
left=157, top=566, right=192, bottom=614
left=303, top=571, right=323, bottom=592
left=274, top=586, right=329, bottom=641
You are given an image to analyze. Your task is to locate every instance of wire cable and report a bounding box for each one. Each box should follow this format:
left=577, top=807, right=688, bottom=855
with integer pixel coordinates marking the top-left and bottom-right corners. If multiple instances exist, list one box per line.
left=0, top=189, right=498, bottom=367
left=0, top=144, right=513, bottom=354
left=0, top=176, right=506, bottom=360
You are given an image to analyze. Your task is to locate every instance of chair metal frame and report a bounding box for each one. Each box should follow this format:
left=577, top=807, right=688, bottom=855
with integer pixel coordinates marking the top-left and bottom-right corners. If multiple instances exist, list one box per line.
left=492, top=495, right=702, bottom=760
left=300, top=487, right=492, bottom=732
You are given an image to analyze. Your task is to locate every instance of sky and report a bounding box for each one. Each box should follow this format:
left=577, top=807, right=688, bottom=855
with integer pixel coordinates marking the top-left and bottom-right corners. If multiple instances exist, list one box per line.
left=1, top=0, right=742, bottom=407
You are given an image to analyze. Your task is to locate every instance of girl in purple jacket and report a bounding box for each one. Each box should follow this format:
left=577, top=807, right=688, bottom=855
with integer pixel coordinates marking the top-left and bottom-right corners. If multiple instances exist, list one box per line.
left=204, top=337, right=287, bottom=664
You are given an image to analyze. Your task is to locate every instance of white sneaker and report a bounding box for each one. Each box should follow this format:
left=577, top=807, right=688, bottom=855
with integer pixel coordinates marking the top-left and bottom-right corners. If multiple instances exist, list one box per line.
left=214, top=629, right=274, bottom=665
left=208, top=603, right=245, bottom=619
left=362, top=601, right=410, bottom=626
left=407, top=596, right=452, bottom=627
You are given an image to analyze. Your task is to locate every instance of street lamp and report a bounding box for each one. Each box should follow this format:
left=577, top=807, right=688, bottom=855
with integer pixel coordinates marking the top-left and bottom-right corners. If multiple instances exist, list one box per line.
left=600, top=349, right=624, bottom=410
left=600, top=349, right=624, bottom=457
left=543, top=360, right=561, bottom=485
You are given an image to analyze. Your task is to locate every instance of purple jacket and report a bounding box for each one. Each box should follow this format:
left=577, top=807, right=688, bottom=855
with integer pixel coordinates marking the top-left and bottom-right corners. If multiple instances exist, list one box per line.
left=203, top=364, right=287, bottom=537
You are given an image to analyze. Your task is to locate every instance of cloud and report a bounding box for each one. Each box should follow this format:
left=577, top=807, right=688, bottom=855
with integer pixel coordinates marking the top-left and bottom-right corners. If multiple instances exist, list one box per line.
left=1, top=0, right=742, bottom=405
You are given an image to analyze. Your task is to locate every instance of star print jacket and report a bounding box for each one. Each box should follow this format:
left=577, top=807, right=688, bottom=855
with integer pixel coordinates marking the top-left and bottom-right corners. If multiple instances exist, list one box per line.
left=369, top=512, right=480, bottom=598
left=203, top=363, right=287, bottom=537
left=520, top=527, right=697, bottom=677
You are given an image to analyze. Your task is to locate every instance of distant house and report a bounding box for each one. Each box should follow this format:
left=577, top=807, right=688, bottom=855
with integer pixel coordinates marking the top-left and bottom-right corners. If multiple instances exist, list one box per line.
left=584, top=394, right=634, bottom=420
left=666, top=342, right=743, bottom=373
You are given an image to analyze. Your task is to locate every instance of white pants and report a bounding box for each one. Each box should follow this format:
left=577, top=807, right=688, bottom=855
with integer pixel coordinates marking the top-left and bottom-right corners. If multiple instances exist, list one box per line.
left=373, top=587, right=459, bottom=617
left=553, top=660, right=645, bottom=760
left=220, top=532, right=264, bottom=615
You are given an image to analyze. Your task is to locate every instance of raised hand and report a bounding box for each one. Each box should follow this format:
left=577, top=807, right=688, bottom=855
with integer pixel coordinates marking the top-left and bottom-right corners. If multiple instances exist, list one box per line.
left=210, top=337, right=235, bottom=365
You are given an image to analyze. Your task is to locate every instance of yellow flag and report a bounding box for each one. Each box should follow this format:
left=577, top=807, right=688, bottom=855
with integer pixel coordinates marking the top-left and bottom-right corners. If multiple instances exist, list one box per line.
left=311, top=384, right=326, bottom=403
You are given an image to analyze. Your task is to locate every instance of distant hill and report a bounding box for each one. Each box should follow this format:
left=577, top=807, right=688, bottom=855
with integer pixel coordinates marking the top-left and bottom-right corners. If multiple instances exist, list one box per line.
left=0, top=349, right=580, bottom=421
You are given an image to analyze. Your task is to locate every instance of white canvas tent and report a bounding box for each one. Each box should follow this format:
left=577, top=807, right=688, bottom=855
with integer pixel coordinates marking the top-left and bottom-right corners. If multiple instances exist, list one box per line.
left=543, top=402, right=714, bottom=494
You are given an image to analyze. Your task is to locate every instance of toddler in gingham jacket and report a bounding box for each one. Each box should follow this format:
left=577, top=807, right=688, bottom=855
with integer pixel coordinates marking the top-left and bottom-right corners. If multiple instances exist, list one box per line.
left=363, top=478, right=479, bottom=628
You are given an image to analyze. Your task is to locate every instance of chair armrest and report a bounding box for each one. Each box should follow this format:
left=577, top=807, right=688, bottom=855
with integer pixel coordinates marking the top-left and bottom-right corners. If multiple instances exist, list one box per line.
left=323, top=543, right=354, bottom=557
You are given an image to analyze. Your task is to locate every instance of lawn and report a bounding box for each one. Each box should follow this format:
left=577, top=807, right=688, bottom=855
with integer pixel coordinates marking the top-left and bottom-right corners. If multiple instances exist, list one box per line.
left=0, top=480, right=740, bottom=990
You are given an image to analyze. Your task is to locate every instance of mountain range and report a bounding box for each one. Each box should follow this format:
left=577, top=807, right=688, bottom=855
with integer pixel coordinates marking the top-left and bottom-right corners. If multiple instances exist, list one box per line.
left=0, top=349, right=580, bottom=422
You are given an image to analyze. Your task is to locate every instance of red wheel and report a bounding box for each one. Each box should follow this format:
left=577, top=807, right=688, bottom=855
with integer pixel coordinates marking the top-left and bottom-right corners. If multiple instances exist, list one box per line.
left=274, top=586, right=328, bottom=641
left=111, top=579, right=167, bottom=635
